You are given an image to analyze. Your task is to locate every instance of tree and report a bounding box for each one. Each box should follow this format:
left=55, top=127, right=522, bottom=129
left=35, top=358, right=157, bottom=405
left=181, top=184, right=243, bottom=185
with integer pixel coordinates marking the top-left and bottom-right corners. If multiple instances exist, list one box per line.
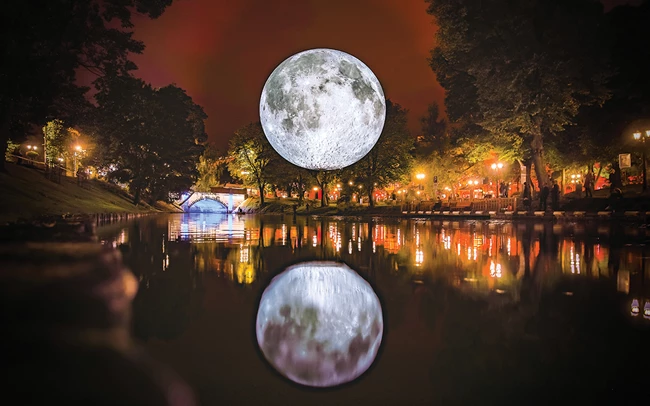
left=346, top=100, right=414, bottom=206
left=42, top=119, right=69, bottom=166
left=195, top=144, right=226, bottom=192
left=427, top=0, right=611, bottom=187
left=0, top=0, right=175, bottom=172
left=418, top=102, right=448, bottom=157
left=266, top=158, right=309, bottom=202
left=308, top=170, right=339, bottom=207
left=92, top=75, right=206, bottom=204
left=4, top=139, right=20, bottom=163
left=228, top=122, right=277, bottom=206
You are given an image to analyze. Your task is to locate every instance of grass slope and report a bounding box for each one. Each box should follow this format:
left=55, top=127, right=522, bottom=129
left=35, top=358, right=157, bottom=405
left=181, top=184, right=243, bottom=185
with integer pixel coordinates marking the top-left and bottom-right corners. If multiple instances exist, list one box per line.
left=0, top=163, right=165, bottom=223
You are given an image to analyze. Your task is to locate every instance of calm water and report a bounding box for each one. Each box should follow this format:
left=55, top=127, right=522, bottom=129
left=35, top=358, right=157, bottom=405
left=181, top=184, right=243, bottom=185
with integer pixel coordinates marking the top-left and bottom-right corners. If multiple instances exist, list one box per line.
left=98, top=214, right=650, bottom=405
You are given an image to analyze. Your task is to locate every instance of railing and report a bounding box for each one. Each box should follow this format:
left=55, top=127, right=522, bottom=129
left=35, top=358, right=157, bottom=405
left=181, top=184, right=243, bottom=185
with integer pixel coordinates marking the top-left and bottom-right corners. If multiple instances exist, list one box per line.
left=7, top=154, right=72, bottom=183
left=469, top=198, right=517, bottom=212
left=402, top=197, right=518, bottom=213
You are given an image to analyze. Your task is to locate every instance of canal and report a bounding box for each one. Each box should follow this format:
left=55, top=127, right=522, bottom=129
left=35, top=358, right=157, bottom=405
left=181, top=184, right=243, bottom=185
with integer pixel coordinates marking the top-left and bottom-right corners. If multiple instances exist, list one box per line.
left=98, top=213, right=650, bottom=405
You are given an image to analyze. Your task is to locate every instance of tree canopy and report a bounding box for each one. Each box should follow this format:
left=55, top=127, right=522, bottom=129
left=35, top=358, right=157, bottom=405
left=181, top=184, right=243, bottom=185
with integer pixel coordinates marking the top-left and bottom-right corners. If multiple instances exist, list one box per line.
left=228, top=122, right=279, bottom=206
left=345, top=99, right=414, bottom=206
left=0, top=0, right=175, bottom=171
left=92, top=75, right=206, bottom=204
left=427, top=0, right=611, bottom=187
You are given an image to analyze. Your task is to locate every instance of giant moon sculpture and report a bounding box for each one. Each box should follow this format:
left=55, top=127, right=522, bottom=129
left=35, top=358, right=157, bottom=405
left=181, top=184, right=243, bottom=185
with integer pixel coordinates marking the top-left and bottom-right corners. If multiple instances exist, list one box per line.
left=259, top=48, right=386, bottom=170
left=256, top=261, right=383, bottom=387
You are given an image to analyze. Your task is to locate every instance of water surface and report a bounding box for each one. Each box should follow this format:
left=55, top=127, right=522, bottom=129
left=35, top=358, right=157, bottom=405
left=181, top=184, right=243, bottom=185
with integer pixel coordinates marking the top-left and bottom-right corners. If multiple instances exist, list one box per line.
left=98, top=214, right=650, bottom=405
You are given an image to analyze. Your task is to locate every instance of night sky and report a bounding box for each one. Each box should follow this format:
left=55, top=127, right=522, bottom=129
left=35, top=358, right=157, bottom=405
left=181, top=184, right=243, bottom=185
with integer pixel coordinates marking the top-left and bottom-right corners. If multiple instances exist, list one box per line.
left=127, top=0, right=641, bottom=149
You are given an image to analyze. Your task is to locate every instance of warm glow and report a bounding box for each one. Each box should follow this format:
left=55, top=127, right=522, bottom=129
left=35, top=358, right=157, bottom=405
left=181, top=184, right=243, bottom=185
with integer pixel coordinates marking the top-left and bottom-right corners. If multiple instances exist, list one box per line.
left=313, top=187, right=319, bottom=191
left=646, top=130, right=650, bottom=137
left=631, top=299, right=640, bottom=316
left=241, top=170, right=250, bottom=175
left=349, top=181, right=354, bottom=186
left=634, top=132, right=642, bottom=140
left=75, top=145, right=82, bottom=151
left=415, top=173, right=425, bottom=180
left=491, top=163, right=497, bottom=170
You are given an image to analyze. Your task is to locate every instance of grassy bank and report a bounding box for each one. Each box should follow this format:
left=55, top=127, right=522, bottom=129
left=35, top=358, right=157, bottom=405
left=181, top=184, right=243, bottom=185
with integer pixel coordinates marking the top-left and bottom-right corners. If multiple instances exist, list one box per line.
left=0, top=163, right=178, bottom=223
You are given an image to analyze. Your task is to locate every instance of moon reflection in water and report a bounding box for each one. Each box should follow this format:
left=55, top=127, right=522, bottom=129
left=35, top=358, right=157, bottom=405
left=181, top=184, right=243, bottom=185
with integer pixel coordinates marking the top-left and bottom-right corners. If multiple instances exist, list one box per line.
left=256, top=261, right=383, bottom=387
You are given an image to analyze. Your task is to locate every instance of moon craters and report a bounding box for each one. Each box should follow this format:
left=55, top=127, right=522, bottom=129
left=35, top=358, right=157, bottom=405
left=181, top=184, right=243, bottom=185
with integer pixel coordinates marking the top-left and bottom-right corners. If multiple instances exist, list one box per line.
left=260, top=48, right=386, bottom=170
left=256, top=261, right=384, bottom=387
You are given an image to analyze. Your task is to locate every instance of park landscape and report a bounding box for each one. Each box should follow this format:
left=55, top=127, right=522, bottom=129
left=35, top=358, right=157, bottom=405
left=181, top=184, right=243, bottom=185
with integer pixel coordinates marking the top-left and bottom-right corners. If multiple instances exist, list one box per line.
left=2, top=1, right=650, bottom=405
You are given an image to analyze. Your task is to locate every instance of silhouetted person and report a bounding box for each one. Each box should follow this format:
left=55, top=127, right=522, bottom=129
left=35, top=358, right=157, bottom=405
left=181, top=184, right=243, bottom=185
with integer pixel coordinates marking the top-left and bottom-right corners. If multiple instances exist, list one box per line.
left=540, top=184, right=550, bottom=211
left=523, top=181, right=532, bottom=210
left=551, top=182, right=560, bottom=211
left=584, top=172, right=594, bottom=198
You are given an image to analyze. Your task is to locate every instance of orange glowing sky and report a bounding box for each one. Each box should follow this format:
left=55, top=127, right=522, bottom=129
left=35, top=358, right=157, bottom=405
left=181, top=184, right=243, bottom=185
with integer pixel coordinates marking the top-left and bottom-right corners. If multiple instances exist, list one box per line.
left=129, top=0, right=442, bottom=149
left=128, top=0, right=639, bottom=149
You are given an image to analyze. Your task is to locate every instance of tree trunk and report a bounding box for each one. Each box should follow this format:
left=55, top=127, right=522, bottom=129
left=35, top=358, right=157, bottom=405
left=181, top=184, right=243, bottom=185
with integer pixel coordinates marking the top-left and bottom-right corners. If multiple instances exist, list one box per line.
left=525, top=160, right=534, bottom=194
left=530, top=124, right=549, bottom=188
left=595, top=164, right=603, bottom=184
left=367, top=184, right=375, bottom=207
left=133, top=187, right=141, bottom=205
left=0, top=117, right=10, bottom=173
left=258, top=184, right=265, bottom=206
left=320, top=184, right=327, bottom=207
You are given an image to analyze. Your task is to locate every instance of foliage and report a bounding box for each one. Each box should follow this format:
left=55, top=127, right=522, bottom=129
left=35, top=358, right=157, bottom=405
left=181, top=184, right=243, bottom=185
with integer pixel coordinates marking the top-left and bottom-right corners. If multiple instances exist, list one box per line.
left=427, top=0, right=611, bottom=186
left=308, top=170, right=339, bottom=207
left=42, top=119, right=70, bottom=165
left=5, top=139, right=20, bottom=162
left=418, top=102, right=448, bottom=157
left=228, top=122, right=278, bottom=206
left=92, top=75, right=206, bottom=204
left=345, top=100, right=414, bottom=206
left=0, top=0, right=175, bottom=171
left=195, top=144, right=226, bottom=192
left=266, top=158, right=310, bottom=202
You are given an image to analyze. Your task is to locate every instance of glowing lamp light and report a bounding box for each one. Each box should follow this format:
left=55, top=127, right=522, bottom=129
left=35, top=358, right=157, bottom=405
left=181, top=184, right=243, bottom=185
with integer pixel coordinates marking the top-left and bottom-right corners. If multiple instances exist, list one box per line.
left=256, top=262, right=383, bottom=387
left=644, top=301, right=650, bottom=319
left=634, top=132, right=642, bottom=140
left=259, top=49, right=386, bottom=170
left=631, top=299, right=640, bottom=316
left=415, top=173, right=425, bottom=180
left=313, top=187, right=319, bottom=191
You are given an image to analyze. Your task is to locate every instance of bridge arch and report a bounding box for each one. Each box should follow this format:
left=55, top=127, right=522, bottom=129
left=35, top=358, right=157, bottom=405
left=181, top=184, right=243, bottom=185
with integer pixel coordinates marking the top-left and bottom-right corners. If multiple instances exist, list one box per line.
left=187, top=196, right=228, bottom=213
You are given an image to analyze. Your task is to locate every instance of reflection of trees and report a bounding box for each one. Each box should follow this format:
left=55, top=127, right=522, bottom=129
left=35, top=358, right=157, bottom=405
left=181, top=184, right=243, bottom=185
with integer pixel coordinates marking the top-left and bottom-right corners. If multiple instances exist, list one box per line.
left=117, top=220, right=204, bottom=341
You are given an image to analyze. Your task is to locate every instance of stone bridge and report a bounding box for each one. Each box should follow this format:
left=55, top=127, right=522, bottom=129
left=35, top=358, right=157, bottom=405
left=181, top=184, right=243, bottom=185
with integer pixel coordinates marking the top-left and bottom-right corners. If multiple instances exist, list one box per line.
left=177, top=187, right=247, bottom=213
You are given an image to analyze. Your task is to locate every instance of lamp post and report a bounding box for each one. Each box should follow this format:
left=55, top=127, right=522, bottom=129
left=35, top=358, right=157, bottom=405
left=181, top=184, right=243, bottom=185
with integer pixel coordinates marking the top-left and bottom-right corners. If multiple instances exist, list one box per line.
left=491, top=162, right=504, bottom=197
left=633, top=130, right=650, bottom=192
left=73, top=145, right=83, bottom=176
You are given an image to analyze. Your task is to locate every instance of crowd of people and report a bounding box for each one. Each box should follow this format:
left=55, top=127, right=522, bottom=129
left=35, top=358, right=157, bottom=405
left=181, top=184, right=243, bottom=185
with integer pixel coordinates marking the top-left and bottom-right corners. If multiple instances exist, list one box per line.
left=521, top=171, right=597, bottom=212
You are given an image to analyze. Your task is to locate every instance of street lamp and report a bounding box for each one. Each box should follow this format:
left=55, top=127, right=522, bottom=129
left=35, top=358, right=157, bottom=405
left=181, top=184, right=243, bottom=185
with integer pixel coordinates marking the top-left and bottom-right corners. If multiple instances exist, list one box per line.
left=491, top=162, right=504, bottom=197
left=416, top=173, right=425, bottom=180
left=633, top=130, right=650, bottom=192
left=73, top=145, right=85, bottom=176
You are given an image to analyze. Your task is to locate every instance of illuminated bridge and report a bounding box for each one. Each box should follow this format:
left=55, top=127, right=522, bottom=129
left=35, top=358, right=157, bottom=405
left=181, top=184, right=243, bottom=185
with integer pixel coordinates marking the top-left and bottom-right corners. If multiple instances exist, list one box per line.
left=177, top=187, right=247, bottom=213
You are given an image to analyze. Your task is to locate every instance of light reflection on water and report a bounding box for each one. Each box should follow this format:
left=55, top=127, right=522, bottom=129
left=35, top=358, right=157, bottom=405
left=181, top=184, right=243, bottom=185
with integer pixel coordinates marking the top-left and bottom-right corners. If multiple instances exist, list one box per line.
left=97, top=213, right=650, bottom=404
left=99, top=213, right=650, bottom=319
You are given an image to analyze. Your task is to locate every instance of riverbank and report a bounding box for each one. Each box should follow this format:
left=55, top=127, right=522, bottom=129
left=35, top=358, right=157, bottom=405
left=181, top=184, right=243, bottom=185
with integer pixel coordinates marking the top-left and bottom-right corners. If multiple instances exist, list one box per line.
left=0, top=163, right=179, bottom=224
left=240, top=195, right=650, bottom=222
